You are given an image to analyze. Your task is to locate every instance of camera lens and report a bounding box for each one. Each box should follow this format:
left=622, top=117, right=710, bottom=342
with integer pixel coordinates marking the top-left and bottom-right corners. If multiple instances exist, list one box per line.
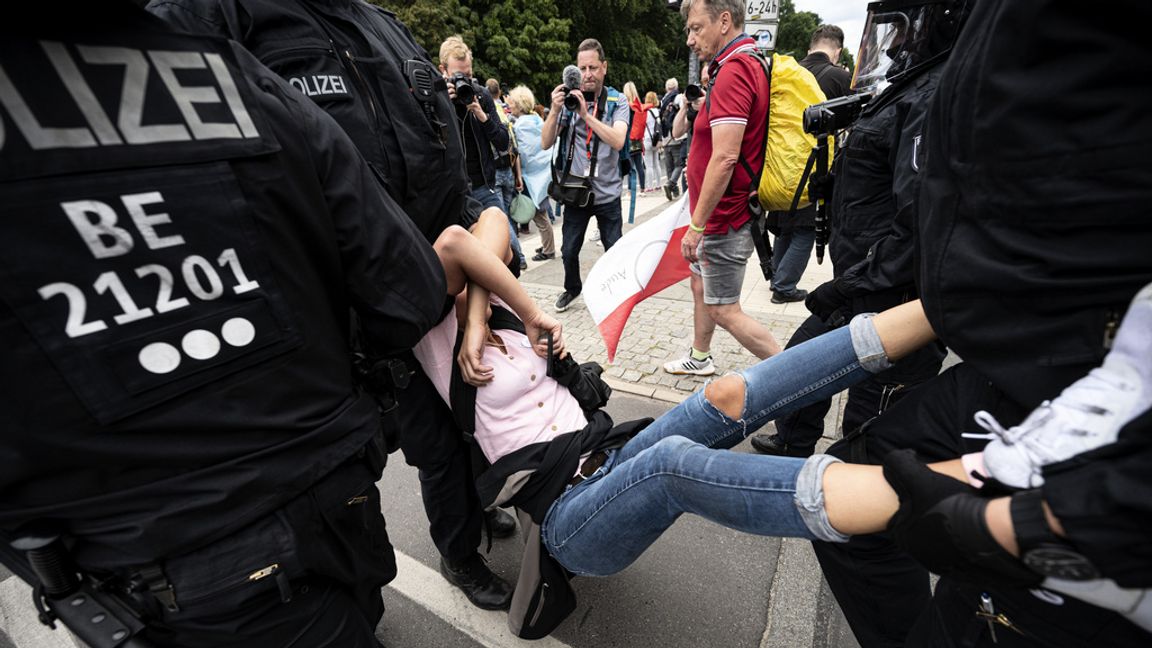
left=455, top=82, right=475, bottom=105
left=684, top=84, right=703, bottom=102
left=451, top=73, right=475, bottom=105
left=563, top=91, right=581, bottom=111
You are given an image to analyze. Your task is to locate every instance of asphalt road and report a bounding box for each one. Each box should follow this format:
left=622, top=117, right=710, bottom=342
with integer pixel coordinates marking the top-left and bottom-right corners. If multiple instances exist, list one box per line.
left=0, top=392, right=858, bottom=648
left=376, top=392, right=856, bottom=648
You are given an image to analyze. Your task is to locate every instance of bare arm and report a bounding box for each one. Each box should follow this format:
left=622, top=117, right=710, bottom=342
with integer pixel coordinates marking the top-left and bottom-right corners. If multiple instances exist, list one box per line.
left=436, top=210, right=565, bottom=384
left=822, top=459, right=965, bottom=535
left=869, top=299, right=937, bottom=362
left=680, top=121, right=743, bottom=262
left=573, top=94, right=628, bottom=151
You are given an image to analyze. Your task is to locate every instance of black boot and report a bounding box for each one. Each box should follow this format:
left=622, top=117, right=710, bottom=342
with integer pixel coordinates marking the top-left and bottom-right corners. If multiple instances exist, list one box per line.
left=485, top=508, right=517, bottom=539
left=749, top=433, right=815, bottom=458
left=439, top=553, right=514, bottom=610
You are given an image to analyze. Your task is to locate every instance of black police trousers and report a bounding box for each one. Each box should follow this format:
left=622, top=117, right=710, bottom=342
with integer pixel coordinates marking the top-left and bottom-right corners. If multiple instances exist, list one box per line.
left=774, top=313, right=944, bottom=454
left=134, top=441, right=395, bottom=648
left=814, top=364, right=1149, bottom=648
left=386, top=360, right=483, bottom=563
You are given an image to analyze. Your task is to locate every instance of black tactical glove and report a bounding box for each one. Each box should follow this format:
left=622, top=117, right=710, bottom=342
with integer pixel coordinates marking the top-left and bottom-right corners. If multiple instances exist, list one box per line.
left=805, top=278, right=850, bottom=325
left=882, top=450, right=1043, bottom=588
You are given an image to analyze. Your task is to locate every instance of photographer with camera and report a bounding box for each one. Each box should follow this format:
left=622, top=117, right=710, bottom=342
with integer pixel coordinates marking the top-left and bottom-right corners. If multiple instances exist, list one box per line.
left=541, top=39, right=631, bottom=313
left=439, top=36, right=522, bottom=271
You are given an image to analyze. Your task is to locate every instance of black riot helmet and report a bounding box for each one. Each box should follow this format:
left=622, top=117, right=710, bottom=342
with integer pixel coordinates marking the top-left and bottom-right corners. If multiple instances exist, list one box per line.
left=851, top=0, right=971, bottom=93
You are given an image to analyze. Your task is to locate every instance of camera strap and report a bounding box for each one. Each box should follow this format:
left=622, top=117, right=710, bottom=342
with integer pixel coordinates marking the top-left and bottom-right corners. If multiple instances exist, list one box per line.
left=554, top=95, right=604, bottom=185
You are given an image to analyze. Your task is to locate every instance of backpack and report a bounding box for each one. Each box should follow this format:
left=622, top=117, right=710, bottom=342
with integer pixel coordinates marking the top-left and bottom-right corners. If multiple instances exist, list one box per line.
left=647, top=108, right=662, bottom=147
left=492, top=99, right=518, bottom=170
left=605, top=87, right=633, bottom=174
left=754, top=54, right=831, bottom=211
left=659, top=90, right=680, bottom=138
left=706, top=50, right=830, bottom=280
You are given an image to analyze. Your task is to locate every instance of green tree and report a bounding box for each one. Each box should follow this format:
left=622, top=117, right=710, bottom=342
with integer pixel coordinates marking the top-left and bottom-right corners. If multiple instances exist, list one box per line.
left=371, top=0, right=572, bottom=104
left=774, top=0, right=820, bottom=58
left=554, top=0, right=690, bottom=98
left=374, top=0, right=691, bottom=102
left=775, top=1, right=854, bottom=74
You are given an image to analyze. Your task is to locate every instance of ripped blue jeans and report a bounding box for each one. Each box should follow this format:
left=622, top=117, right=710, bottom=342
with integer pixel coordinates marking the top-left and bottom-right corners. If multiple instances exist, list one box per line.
left=541, top=315, right=890, bottom=576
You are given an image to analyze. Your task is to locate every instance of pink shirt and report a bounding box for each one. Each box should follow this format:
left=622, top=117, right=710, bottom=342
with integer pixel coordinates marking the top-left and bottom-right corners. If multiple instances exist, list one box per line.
left=412, top=304, right=589, bottom=465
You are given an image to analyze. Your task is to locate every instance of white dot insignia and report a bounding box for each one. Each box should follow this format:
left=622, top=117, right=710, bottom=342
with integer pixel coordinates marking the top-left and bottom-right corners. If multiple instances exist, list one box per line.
left=182, top=329, right=220, bottom=360
left=221, top=317, right=255, bottom=347
left=139, top=342, right=181, bottom=374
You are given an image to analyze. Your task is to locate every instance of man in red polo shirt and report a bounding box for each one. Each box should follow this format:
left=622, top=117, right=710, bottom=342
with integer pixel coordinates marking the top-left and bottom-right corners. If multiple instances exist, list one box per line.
left=664, top=0, right=782, bottom=376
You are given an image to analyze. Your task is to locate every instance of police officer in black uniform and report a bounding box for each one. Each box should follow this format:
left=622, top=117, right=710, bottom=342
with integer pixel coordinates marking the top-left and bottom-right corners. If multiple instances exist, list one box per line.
left=747, top=4, right=957, bottom=642
left=147, top=0, right=517, bottom=609
left=892, top=0, right=1152, bottom=641
left=771, top=0, right=1152, bottom=645
left=0, top=3, right=444, bottom=645
left=751, top=0, right=949, bottom=460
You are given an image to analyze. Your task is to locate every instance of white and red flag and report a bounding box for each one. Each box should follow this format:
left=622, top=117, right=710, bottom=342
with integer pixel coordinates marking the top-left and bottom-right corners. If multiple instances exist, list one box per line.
left=584, top=196, right=692, bottom=362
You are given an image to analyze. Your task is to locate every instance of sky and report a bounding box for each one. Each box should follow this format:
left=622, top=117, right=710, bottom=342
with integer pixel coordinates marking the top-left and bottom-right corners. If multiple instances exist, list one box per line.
left=793, top=0, right=870, bottom=55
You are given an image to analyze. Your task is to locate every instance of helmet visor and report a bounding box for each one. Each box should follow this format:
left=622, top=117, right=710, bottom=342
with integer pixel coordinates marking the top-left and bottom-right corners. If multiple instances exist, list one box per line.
left=852, top=1, right=963, bottom=92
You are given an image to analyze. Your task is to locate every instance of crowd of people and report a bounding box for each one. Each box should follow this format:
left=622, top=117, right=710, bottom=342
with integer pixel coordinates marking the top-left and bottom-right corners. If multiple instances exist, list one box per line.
left=1, top=0, right=1149, bottom=647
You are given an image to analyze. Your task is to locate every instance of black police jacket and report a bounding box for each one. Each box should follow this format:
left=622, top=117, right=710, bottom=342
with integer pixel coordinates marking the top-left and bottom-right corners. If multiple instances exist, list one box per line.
left=919, top=0, right=1152, bottom=592
left=829, top=66, right=941, bottom=309
left=148, top=0, right=480, bottom=243
left=0, top=5, right=445, bottom=568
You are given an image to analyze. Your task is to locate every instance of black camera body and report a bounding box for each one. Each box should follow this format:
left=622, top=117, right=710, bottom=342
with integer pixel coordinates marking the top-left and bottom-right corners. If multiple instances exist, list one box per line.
left=802, top=92, right=873, bottom=135
left=450, top=72, right=483, bottom=106
left=563, top=88, right=596, bottom=111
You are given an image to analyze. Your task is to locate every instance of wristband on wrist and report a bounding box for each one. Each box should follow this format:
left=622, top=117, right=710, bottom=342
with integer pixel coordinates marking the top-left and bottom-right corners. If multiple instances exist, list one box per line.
left=688, top=222, right=706, bottom=233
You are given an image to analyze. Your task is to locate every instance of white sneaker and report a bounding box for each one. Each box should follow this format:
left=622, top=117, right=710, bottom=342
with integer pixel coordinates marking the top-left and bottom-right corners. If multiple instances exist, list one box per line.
left=663, top=354, right=716, bottom=376
left=589, top=228, right=601, bottom=242
left=978, top=356, right=1143, bottom=488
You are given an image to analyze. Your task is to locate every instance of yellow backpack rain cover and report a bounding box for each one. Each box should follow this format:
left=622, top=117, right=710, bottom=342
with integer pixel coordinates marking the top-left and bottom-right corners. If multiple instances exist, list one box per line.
left=758, top=54, right=831, bottom=212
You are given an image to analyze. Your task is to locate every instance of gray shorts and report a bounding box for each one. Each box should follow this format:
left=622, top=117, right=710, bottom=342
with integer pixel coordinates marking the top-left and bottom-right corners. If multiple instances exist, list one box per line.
left=689, top=221, right=755, bottom=305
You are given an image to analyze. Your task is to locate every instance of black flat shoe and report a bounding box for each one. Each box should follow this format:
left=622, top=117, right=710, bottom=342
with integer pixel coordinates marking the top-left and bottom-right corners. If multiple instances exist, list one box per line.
left=439, top=554, right=513, bottom=610
left=485, top=507, right=517, bottom=539
left=749, top=433, right=815, bottom=458
left=532, top=252, right=555, bottom=261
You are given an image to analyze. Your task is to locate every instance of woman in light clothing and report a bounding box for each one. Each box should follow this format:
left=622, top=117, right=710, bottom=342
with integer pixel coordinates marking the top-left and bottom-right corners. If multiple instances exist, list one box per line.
left=643, top=91, right=663, bottom=191
left=508, top=86, right=556, bottom=261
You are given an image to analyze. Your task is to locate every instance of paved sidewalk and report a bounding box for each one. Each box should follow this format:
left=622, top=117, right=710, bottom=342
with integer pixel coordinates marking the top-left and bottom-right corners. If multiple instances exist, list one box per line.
left=517, top=186, right=860, bottom=648
left=518, top=186, right=834, bottom=405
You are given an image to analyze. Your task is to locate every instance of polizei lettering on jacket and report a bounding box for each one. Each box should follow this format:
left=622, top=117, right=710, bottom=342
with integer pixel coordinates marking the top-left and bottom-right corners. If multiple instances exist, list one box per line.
left=0, top=40, right=260, bottom=151
left=287, top=74, right=349, bottom=97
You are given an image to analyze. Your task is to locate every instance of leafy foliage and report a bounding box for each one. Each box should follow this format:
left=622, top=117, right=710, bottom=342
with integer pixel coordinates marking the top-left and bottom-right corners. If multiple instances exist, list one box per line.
left=776, top=1, right=855, bottom=73
left=372, top=0, right=571, bottom=103
left=370, top=0, right=852, bottom=100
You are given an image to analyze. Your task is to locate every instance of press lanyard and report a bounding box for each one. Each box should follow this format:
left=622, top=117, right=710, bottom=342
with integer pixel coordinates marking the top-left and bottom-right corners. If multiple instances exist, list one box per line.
left=583, top=100, right=598, bottom=160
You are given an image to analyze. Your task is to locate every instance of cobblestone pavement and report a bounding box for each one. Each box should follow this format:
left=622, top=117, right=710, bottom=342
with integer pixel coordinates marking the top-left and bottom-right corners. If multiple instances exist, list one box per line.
left=516, top=185, right=836, bottom=405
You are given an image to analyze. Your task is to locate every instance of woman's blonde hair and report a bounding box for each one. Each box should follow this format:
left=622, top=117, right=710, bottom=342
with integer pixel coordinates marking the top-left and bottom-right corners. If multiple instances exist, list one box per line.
left=645, top=91, right=659, bottom=106
left=507, top=85, right=536, bottom=116
left=623, top=81, right=639, bottom=103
